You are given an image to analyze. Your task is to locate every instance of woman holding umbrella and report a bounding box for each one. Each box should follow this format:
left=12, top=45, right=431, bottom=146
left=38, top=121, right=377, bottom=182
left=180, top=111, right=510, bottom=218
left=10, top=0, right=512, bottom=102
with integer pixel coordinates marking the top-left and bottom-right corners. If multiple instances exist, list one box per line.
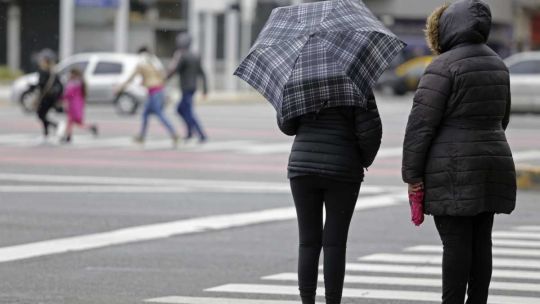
left=402, top=1, right=516, bottom=303
left=235, top=1, right=405, bottom=303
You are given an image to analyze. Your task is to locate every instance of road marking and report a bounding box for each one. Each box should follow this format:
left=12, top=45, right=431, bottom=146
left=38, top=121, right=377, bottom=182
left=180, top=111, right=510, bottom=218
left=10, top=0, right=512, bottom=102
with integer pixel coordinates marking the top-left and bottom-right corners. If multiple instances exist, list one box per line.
left=263, top=272, right=540, bottom=293
left=406, top=245, right=540, bottom=257
left=0, top=193, right=402, bottom=264
left=359, top=253, right=540, bottom=269
left=516, top=226, right=540, bottom=232
left=513, top=150, right=540, bottom=161
left=206, top=283, right=540, bottom=304
left=493, top=239, right=540, bottom=248
left=340, top=263, right=540, bottom=280
left=145, top=296, right=315, bottom=304
left=493, top=231, right=540, bottom=240
left=375, top=147, right=402, bottom=158
left=0, top=173, right=400, bottom=194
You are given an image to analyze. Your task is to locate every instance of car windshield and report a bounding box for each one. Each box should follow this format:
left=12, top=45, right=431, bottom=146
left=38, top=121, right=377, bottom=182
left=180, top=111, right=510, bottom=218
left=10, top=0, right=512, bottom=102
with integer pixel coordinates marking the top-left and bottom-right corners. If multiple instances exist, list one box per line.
left=509, top=60, right=540, bottom=74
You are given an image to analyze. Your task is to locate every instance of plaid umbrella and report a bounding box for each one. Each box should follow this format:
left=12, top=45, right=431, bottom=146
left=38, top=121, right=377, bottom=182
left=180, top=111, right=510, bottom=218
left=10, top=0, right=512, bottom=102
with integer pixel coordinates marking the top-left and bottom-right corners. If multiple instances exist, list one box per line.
left=234, top=0, right=406, bottom=121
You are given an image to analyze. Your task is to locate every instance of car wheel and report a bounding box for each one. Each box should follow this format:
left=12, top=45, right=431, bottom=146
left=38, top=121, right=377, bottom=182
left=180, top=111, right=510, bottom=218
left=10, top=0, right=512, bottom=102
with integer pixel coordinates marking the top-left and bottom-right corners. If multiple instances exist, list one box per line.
left=20, top=89, right=39, bottom=114
left=114, top=93, right=139, bottom=116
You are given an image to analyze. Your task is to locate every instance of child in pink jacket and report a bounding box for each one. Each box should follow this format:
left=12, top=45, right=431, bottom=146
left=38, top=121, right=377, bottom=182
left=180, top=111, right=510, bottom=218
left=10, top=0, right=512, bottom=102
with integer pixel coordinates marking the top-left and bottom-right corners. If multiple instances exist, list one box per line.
left=62, top=68, right=98, bottom=143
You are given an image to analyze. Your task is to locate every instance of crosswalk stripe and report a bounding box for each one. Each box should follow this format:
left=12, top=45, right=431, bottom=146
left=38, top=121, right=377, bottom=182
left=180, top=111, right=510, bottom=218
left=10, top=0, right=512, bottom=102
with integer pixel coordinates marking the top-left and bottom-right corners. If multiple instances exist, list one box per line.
left=145, top=296, right=312, bottom=304
left=359, top=253, right=540, bottom=269
left=341, top=263, right=540, bottom=280
left=493, top=231, right=540, bottom=240
left=493, top=239, right=540, bottom=248
left=516, top=226, right=540, bottom=232
left=206, top=283, right=540, bottom=304
left=262, top=272, right=540, bottom=293
left=406, top=245, right=540, bottom=257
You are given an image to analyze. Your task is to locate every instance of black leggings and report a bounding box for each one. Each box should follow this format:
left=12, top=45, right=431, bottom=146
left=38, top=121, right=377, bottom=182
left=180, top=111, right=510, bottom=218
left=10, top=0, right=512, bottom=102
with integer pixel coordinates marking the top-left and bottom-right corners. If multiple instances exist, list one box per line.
left=290, top=176, right=360, bottom=304
left=434, top=213, right=494, bottom=304
left=37, top=96, right=58, bottom=137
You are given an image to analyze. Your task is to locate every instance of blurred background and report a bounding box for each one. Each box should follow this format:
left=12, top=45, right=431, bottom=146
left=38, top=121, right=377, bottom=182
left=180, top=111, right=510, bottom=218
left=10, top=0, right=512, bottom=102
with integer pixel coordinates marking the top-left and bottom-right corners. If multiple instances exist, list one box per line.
left=0, top=0, right=538, bottom=90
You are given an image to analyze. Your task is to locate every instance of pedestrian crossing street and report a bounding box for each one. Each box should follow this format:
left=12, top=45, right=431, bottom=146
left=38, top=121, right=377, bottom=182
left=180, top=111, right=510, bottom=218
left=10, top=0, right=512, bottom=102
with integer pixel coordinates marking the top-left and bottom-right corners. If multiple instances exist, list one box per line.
left=145, top=225, right=540, bottom=304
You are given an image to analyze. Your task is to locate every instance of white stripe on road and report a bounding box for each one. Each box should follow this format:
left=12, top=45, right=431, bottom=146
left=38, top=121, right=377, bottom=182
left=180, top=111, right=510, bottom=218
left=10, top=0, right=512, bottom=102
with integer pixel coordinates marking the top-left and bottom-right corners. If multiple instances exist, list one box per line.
left=145, top=296, right=315, bottom=304
left=359, top=253, right=540, bottom=269
left=341, top=263, right=540, bottom=280
left=0, top=193, right=402, bottom=264
left=206, top=283, right=540, bottom=304
left=407, top=245, right=540, bottom=258
left=493, top=239, right=540, bottom=248
left=263, top=272, right=540, bottom=293
left=513, top=150, right=540, bottom=161
left=516, top=226, right=540, bottom=232
left=493, top=231, right=540, bottom=240
left=0, top=173, right=399, bottom=194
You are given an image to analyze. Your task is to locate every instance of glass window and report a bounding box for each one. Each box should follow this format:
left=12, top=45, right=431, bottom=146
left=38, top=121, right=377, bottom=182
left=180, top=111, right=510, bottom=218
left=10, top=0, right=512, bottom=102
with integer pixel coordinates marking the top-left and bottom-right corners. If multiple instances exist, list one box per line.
left=93, top=61, right=123, bottom=75
left=509, top=60, right=540, bottom=74
left=59, top=61, right=90, bottom=75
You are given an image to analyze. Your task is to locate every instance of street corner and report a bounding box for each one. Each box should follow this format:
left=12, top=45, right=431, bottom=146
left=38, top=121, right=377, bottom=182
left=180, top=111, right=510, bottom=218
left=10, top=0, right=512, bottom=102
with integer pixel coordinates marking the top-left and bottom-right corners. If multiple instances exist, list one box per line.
left=517, top=165, right=540, bottom=190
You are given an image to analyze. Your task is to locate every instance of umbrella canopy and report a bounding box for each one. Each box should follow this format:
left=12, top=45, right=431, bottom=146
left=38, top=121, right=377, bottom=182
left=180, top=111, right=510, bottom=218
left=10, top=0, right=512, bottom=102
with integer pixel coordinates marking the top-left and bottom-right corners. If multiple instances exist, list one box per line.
left=234, top=0, right=406, bottom=121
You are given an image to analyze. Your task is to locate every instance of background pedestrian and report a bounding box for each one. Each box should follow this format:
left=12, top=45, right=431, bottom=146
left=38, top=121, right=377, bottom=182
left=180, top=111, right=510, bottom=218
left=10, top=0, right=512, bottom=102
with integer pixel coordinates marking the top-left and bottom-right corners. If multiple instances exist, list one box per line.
left=168, top=33, right=208, bottom=143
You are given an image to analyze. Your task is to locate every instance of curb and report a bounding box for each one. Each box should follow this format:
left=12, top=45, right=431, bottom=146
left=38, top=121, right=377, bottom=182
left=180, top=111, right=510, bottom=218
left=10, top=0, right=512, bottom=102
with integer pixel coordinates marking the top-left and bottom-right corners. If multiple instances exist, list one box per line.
left=199, top=91, right=266, bottom=105
left=517, top=165, right=540, bottom=190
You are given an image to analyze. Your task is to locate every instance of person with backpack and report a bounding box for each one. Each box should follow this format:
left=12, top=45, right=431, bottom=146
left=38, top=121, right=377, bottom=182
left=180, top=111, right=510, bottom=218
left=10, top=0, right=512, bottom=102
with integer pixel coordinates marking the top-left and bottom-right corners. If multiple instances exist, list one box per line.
left=61, top=68, right=98, bottom=143
left=30, top=50, right=63, bottom=142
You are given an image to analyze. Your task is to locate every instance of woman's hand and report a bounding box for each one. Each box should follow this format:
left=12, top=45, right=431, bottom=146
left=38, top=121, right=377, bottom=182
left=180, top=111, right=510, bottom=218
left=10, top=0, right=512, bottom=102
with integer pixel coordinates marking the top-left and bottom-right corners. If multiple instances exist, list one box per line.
left=408, top=182, right=424, bottom=194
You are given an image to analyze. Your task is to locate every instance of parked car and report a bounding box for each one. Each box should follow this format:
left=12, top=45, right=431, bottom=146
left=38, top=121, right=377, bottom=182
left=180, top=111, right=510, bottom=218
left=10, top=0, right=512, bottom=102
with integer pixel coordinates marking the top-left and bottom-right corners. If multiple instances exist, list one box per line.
left=376, top=56, right=433, bottom=95
left=10, top=52, right=159, bottom=115
left=505, top=52, right=540, bottom=113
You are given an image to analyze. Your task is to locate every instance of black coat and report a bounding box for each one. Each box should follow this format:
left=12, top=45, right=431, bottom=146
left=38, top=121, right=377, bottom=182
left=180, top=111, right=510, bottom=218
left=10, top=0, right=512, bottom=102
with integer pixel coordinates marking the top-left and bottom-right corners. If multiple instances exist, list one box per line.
left=279, top=96, right=382, bottom=183
left=402, top=0, right=516, bottom=216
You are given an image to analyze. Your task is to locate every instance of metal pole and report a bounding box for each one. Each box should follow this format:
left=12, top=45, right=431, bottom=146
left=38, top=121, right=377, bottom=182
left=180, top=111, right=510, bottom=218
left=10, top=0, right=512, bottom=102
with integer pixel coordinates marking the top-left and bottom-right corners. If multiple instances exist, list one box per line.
left=115, top=0, right=130, bottom=53
left=188, top=0, right=200, bottom=53
left=224, top=8, right=240, bottom=91
left=7, top=2, right=21, bottom=71
left=59, top=0, right=75, bottom=60
left=203, top=12, right=216, bottom=92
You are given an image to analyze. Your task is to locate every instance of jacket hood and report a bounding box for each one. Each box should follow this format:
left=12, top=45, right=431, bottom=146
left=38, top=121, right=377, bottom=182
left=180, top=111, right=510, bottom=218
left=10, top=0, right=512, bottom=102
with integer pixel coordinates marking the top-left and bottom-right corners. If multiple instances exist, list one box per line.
left=426, top=0, right=491, bottom=55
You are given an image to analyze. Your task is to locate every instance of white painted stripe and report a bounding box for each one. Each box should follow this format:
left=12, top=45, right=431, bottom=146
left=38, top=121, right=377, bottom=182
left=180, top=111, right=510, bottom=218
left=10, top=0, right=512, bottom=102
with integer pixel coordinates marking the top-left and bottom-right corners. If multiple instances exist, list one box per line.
left=513, top=150, right=540, bottom=161
left=493, top=239, right=540, bottom=248
left=206, top=283, right=540, bottom=304
left=0, top=173, right=399, bottom=194
left=0, top=193, right=402, bottom=264
left=341, top=263, right=540, bottom=280
left=375, top=147, right=403, bottom=158
left=242, top=143, right=292, bottom=155
left=146, top=296, right=312, bottom=304
left=263, top=272, right=540, bottom=293
left=407, top=245, right=540, bottom=258
left=0, top=185, right=191, bottom=193
left=360, top=253, right=540, bottom=269
left=145, top=296, right=315, bottom=304
left=516, top=226, right=540, bottom=232
left=493, top=231, right=540, bottom=240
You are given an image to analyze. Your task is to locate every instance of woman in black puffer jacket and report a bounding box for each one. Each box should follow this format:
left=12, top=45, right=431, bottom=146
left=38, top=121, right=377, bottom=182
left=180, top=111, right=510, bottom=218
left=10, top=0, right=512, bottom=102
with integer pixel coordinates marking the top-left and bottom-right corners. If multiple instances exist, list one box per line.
left=402, top=1, right=516, bottom=303
left=278, top=93, right=382, bottom=304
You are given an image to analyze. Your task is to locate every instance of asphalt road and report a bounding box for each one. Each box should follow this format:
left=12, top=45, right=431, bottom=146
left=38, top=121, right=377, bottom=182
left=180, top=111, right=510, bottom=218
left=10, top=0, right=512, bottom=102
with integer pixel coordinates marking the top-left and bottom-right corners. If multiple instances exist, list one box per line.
left=0, top=95, right=539, bottom=304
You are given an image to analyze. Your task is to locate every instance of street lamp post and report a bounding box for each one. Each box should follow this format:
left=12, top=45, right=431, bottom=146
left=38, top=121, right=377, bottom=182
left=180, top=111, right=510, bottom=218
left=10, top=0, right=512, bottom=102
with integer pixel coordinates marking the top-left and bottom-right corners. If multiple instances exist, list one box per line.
left=115, top=0, right=130, bottom=53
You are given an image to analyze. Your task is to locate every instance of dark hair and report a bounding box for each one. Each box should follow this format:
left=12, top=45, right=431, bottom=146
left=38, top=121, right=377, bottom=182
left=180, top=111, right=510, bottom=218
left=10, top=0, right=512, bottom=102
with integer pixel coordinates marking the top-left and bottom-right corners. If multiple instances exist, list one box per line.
left=137, top=46, right=150, bottom=54
left=70, top=68, right=87, bottom=98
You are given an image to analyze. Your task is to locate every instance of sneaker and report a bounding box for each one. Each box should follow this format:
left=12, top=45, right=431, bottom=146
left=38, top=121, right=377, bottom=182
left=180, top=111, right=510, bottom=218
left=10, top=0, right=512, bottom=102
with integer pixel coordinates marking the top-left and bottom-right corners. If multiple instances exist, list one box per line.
left=172, top=135, right=181, bottom=149
left=90, top=125, right=99, bottom=137
left=60, top=135, right=72, bottom=144
left=133, top=135, right=145, bottom=145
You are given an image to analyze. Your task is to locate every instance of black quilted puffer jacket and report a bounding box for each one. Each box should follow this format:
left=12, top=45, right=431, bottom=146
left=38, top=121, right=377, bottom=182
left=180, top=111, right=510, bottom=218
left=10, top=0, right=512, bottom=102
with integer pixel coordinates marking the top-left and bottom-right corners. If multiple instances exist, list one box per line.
left=402, top=0, right=516, bottom=216
left=278, top=96, right=382, bottom=183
